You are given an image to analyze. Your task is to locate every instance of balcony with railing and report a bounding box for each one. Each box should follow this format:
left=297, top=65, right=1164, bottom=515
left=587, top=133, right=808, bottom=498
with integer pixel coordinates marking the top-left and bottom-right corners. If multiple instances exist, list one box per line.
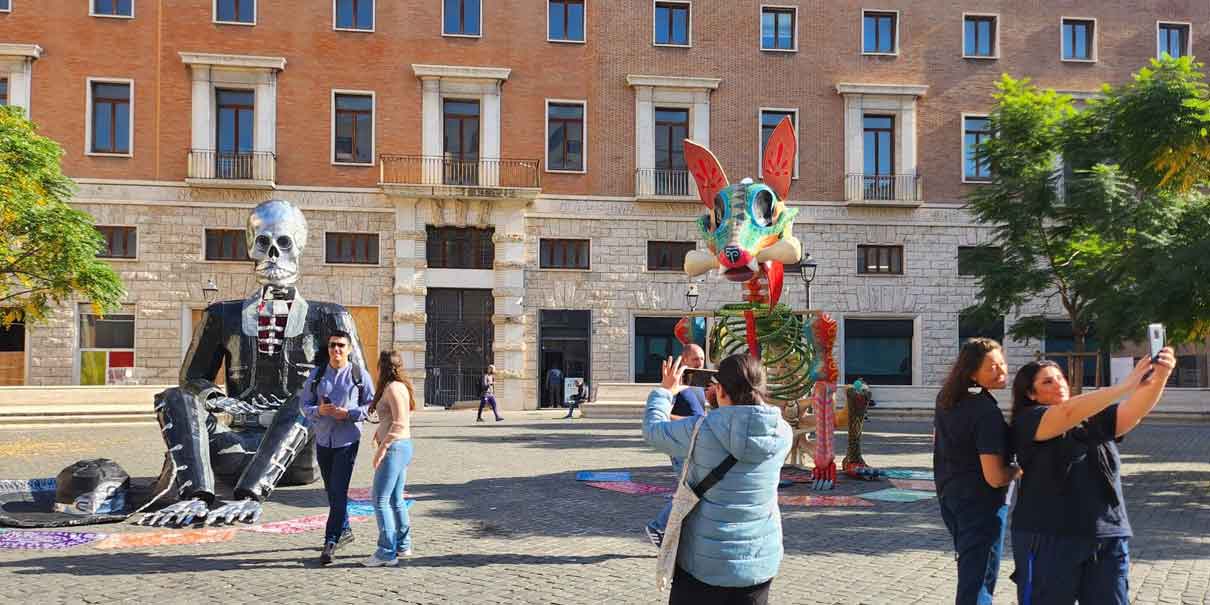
left=844, top=173, right=923, bottom=206
left=186, top=150, right=276, bottom=189
left=635, top=168, right=696, bottom=200
left=379, top=155, right=542, bottom=199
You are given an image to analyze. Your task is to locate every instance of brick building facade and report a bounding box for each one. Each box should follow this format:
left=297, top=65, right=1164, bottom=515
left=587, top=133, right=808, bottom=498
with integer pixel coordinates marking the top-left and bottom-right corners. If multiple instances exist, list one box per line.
left=1, top=1, right=1206, bottom=406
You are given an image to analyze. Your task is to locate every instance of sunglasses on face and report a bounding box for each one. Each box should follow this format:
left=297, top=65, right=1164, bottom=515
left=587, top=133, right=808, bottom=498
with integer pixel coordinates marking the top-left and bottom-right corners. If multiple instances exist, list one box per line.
left=328, top=342, right=348, bottom=350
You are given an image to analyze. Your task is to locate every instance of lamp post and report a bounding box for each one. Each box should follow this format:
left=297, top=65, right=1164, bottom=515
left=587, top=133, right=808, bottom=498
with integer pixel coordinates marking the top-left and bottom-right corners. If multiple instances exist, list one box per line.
left=685, top=283, right=700, bottom=312
left=799, top=257, right=818, bottom=308
left=202, top=279, right=219, bottom=305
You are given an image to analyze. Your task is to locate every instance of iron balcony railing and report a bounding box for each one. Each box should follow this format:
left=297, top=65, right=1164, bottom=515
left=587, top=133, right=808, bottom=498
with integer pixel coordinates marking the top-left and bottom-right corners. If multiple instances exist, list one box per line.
left=845, top=173, right=923, bottom=202
left=635, top=168, right=694, bottom=198
left=187, top=149, right=276, bottom=182
left=379, top=155, right=542, bottom=189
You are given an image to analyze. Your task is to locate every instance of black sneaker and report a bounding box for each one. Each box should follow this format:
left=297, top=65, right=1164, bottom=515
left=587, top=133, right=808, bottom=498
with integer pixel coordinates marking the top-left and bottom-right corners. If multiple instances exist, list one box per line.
left=336, top=528, right=354, bottom=550
left=319, top=542, right=335, bottom=566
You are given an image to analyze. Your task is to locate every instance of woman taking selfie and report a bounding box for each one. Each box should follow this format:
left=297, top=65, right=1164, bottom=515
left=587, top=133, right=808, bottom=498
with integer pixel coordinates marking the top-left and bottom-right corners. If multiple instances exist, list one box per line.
left=362, top=351, right=416, bottom=567
left=933, top=338, right=1021, bottom=605
left=1009, top=347, right=1174, bottom=604
left=642, top=353, right=791, bottom=604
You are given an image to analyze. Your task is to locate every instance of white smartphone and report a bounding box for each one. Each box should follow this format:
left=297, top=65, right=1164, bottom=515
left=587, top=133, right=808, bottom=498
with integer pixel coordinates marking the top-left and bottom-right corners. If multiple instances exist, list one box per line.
left=1148, top=323, right=1166, bottom=360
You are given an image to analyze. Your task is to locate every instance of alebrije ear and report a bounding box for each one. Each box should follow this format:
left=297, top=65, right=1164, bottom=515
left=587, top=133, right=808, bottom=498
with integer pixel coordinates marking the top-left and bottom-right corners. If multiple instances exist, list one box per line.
left=684, top=138, right=729, bottom=211
left=762, top=117, right=796, bottom=200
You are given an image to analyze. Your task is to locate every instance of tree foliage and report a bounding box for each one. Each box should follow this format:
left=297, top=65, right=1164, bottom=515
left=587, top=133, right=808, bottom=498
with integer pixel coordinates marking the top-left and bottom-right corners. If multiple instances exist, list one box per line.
left=0, top=105, right=124, bottom=326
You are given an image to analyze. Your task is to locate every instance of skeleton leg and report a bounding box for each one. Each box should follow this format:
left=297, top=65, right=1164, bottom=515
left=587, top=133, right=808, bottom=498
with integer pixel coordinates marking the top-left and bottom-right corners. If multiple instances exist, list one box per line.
left=233, top=395, right=311, bottom=502
left=150, top=380, right=222, bottom=503
left=842, top=389, right=881, bottom=479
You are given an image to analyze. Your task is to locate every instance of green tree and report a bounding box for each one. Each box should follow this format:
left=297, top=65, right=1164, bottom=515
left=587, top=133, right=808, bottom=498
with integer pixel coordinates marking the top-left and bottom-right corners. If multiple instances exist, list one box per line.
left=964, top=57, right=1210, bottom=391
left=0, top=105, right=124, bottom=326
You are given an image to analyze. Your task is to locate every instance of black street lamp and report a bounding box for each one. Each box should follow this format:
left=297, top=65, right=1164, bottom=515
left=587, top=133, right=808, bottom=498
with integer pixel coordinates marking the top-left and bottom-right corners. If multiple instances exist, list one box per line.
left=685, top=283, right=700, bottom=312
left=799, top=257, right=818, bottom=308
left=202, top=279, right=219, bottom=304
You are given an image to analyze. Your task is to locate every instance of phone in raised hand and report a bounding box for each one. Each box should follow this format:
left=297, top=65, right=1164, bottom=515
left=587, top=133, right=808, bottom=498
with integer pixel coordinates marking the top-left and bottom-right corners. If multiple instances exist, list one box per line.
left=1143, top=323, right=1166, bottom=383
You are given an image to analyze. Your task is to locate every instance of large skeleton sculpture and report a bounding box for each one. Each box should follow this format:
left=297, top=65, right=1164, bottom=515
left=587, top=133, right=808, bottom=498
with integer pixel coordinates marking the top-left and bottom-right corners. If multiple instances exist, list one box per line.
left=140, top=200, right=365, bottom=526
left=675, top=119, right=877, bottom=487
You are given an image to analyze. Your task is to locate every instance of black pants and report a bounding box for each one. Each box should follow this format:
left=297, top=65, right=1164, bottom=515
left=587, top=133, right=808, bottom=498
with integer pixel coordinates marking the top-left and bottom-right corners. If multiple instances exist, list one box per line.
left=316, top=441, right=359, bottom=545
left=669, top=567, right=771, bottom=605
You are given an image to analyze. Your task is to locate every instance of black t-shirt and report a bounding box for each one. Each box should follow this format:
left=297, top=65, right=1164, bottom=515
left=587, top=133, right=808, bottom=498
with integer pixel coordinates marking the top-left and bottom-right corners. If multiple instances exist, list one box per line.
left=1011, top=404, right=1131, bottom=538
left=933, top=390, right=1010, bottom=504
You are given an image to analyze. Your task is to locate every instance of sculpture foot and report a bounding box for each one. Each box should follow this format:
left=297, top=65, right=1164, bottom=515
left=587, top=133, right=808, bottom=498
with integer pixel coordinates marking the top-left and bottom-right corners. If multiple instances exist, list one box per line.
left=811, top=461, right=836, bottom=491
left=137, top=498, right=209, bottom=528
left=843, top=459, right=883, bottom=481
left=204, top=499, right=263, bottom=526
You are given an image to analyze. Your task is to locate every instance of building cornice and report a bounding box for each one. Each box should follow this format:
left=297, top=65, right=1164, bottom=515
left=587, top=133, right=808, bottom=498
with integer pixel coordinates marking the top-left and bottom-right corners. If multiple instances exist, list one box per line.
left=411, top=64, right=511, bottom=82
left=0, top=44, right=43, bottom=59
left=835, top=83, right=928, bottom=97
left=179, top=52, right=287, bottom=71
left=626, top=74, right=722, bottom=90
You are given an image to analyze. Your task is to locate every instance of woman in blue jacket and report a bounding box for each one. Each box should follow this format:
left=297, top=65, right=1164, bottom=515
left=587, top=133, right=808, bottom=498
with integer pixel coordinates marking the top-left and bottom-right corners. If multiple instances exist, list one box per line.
left=643, top=353, right=792, bottom=605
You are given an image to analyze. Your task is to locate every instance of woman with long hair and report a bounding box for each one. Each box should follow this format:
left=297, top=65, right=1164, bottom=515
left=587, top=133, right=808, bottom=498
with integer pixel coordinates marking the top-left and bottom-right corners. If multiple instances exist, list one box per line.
left=642, top=353, right=791, bottom=604
left=933, top=338, right=1021, bottom=605
left=362, top=350, right=416, bottom=567
left=1008, top=348, right=1173, bottom=605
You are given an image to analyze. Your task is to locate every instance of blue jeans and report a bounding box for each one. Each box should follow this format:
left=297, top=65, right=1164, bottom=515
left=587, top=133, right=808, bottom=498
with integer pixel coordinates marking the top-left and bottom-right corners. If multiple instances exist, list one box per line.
left=316, top=441, right=359, bottom=545
left=939, top=494, right=1008, bottom=605
left=649, top=457, right=683, bottom=532
left=1011, top=530, right=1130, bottom=605
left=372, top=439, right=414, bottom=560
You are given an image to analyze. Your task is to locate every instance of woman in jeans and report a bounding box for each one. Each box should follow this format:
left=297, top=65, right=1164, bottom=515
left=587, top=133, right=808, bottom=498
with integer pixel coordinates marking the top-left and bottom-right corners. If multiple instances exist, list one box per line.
left=362, top=350, right=416, bottom=567
left=643, top=353, right=791, bottom=605
left=933, top=338, right=1021, bottom=605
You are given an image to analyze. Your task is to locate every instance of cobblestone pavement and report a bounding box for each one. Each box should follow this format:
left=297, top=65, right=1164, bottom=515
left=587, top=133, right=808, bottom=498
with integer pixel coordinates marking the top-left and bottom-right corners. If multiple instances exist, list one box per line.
left=0, top=411, right=1207, bottom=604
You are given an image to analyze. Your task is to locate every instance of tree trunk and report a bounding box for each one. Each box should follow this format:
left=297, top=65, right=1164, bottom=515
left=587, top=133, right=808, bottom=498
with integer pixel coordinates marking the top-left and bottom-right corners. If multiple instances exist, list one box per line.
left=1071, top=332, right=1086, bottom=396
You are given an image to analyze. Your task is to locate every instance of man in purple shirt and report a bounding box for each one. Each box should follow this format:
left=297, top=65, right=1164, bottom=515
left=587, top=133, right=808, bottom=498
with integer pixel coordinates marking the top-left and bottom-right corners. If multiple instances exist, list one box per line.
left=301, top=330, right=374, bottom=565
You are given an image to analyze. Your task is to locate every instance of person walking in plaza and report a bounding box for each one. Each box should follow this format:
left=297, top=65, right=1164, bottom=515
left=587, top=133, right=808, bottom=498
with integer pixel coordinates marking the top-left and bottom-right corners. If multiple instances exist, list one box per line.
left=362, top=350, right=416, bottom=567
left=645, top=344, right=708, bottom=547
left=933, top=338, right=1021, bottom=605
left=477, top=365, right=503, bottom=422
left=562, top=378, right=589, bottom=419
left=1009, top=348, right=1174, bottom=605
left=301, top=330, right=374, bottom=566
left=643, top=353, right=791, bottom=604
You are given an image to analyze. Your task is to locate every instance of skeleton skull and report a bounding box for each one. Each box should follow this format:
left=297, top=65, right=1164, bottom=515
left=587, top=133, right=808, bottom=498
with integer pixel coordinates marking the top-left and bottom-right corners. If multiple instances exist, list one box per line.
left=246, top=200, right=308, bottom=286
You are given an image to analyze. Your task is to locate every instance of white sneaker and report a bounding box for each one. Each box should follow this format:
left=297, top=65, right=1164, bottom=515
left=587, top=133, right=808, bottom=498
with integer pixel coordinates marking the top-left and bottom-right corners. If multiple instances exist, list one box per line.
left=397, top=547, right=414, bottom=557
left=362, top=555, right=399, bottom=567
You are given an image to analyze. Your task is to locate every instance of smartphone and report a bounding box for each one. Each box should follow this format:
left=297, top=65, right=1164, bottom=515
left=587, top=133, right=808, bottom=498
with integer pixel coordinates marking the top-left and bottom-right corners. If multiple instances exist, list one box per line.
left=683, top=367, right=718, bottom=388
left=1148, top=323, right=1166, bottom=360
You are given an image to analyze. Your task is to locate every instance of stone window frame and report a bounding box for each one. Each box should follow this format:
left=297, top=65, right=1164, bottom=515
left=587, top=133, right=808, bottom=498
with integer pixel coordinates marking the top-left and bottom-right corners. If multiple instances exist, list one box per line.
left=213, top=0, right=255, bottom=26
left=652, top=0, right=692, bottom=48
left=1156, top=21, right=1193, bottom=59
left=85, top=77, right=134, bottom=157
left=333, top=0, right=374, bottom=32
left=90, top=0, right=134, bottom=19
left=442, top=0, right=482, bottom=39
left=75, top=302, right=137, bottom=386
left=95, top=224, right=139, bottom=261
left=1060, top=16, right=1097, bottom=63
left=323, top=231, right=382, bottom=267
left=547, top=0, right=586, bottom=44
left=836, top=313, right=921, bottom=386
left=545, top=98, right=587, bottom=174
left=413, top=64, right=511, bottom=186
left=759, top=4, right=798, bottom=53
left=626, top=74, right=720, bottom=198
left=861, top=9, right=899, bottom=56
left=961, top=112, right=992, bottom=184
left=758, top=107, right=799, bottom=179
left=836, top=83, right=927, bottom=201
left=0, top=44, right=42, bottom=116
left=330, top=89, right=376, bottom=167
left=961, top=12, right=999, bottom=59
left=201, top=227, right=251, bottom=263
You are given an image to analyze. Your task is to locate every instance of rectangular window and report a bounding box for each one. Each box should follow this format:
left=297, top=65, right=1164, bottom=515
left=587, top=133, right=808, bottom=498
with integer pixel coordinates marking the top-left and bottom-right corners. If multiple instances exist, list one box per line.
left=443, top=0, right=480, bottom=36
left=957, top=245, right=1001, bottom=276
left=0, top=1, right=9, bottom=11
left=655, top=2, right=690, bottom=46
left=334, top=93, right=373, bottom=164
left=1158, top=23, right=1190, bottom=59
left=1044, top=320, right=1105, bottom=387
left=425, top=226, right=495, bottom=270
left=964, top=15, right=996, bottom=57
left=857, top=244, right=902, bottom=275
left=548, top=0, right=584, bottom=42
left=335, top=0, right=373, bottom=30
left=647, top=241, right=696, bottom=271
left=761, top=6, right=795, bottom=51
left=96, top=226, right=136, bottom=259
left=216, top=89, right=254, bottom=178
left=760, top=109, right=796, bottom=177
left=0, top=79, right=7, bottom=106
left=325, top=232, right=380, bottom=265
left=963, top=115, right=992, bottom=182
left=547, top=102, right=585, bottom=172
left=655, top=107, right=689, bottom=170
left=216, top=0, right=254, bottom=23
left=1062, top=18, right=1095, bottom=61
left=79, top=304, right=135, bottom=386
left=863, top=11, right=897, bottom=54
left=635, top=316, right=686, bottom=382
left=204, top=229, right=251, bottom=261
left=443, top=99, right=480, bottom=185
left=93, top=0, right=133, bottom=17
left=540, top=238, right=590, bottom=270
left=958, top=313, right=1004, bottom=349
left=90, top=81, right=131, bottom=155
left=844, top=318, right=913, bottom=385
left=862, top=114, right=894, bottom=199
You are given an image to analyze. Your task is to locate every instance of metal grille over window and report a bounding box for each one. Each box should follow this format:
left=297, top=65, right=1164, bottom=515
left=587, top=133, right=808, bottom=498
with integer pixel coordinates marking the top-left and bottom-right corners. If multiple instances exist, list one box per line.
left=426, top=226, right=495, bottom=270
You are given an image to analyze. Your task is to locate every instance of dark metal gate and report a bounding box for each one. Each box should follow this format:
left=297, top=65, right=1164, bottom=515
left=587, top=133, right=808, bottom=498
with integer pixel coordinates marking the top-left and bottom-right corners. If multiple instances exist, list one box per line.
left=425, top=288, right=494, bottom=407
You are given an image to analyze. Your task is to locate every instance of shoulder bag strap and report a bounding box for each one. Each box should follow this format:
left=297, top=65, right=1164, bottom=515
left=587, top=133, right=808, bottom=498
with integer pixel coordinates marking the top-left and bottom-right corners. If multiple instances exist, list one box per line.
left=692, top=455, right=738, bottom=498
left=678, top=417, right=706, bottom=485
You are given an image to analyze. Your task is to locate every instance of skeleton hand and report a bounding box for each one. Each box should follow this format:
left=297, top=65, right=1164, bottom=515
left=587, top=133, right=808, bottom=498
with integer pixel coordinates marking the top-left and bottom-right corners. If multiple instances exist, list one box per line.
left=205, top=499, right=263, bottom=526
left=249, top=393, right=284, bottom=411
left=137, top=498, right=209, bottom=527
left=204, top=396, right=259, bottom=416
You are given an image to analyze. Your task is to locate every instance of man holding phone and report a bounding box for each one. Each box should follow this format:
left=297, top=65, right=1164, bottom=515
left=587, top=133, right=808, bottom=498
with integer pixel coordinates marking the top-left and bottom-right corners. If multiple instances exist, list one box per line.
left=301, top=330, right=375, bottom=565
left=645, top=343, right=708, bottom=547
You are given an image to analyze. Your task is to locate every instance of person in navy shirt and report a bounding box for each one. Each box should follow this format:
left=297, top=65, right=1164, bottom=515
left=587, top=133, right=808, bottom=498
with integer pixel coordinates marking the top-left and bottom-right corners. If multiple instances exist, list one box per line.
left=645, top=343, right=707, bottom=547
left=1008, top=348, right=1173, bottom=605
left=933, top=338, right=1021, bottom=605
left=301, top=330, right=374, bottom=565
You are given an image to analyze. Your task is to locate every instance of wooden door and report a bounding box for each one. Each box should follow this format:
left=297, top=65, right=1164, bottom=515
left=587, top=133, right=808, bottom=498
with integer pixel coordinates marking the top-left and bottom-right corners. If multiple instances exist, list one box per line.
left=0, top=313, right=25, bottom=386
left=348, top=306, right=380, bottom=383
left=189, top=309, right=226, bottom=386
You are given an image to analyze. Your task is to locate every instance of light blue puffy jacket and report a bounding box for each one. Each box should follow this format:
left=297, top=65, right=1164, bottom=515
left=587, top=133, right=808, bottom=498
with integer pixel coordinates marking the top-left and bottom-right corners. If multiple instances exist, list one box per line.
left=642, top=387, right=792, bottom=588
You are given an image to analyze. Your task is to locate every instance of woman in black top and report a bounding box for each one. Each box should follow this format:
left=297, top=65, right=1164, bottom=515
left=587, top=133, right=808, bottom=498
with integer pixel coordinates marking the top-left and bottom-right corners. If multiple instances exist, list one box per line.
left=1009, top=348, right=1173, bottom=605
left=933, top=338, right=1022, bottom=605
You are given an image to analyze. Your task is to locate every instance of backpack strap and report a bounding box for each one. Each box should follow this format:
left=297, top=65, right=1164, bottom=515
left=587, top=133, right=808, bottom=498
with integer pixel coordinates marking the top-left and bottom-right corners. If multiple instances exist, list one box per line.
left=692, top=455, right=738, bottom=498
left=310, top=362, right=365, bottom=404
left=310, top=363, right=328, bottom=400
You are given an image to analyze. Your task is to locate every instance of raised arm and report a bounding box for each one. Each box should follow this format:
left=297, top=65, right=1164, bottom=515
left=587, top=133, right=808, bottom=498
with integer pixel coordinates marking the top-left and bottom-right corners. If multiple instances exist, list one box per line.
left=1034, top=356, right=1149, bottom=441
left=1116, top=347, right=1175, bottom=437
